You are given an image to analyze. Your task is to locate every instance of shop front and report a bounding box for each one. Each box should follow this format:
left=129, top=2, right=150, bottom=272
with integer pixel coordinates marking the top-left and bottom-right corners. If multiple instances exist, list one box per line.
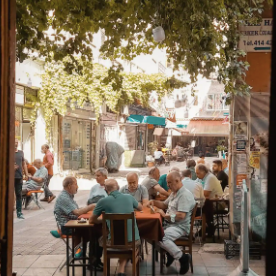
left=59, top=104, right=96, bottom=173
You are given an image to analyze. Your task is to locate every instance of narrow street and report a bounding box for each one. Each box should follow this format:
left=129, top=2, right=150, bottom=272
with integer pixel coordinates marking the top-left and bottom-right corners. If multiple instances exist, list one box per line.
left=12, top=158, right=265, bottom=276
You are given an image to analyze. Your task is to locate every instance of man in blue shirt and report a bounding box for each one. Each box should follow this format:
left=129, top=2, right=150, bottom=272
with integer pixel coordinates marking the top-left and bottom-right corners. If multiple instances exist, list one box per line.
left=90, top=179, right=142, bottom=276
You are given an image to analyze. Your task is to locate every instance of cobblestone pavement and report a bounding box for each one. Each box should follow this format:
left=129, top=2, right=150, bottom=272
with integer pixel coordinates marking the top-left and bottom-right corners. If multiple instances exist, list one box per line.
left=12, top=158, right=265, bottom=275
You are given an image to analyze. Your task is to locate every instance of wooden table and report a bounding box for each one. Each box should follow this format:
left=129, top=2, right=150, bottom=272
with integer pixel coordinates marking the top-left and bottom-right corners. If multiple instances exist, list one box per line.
left=66, top=207, right=164, bottom=276
left=64, top=220, right=100, bottom=276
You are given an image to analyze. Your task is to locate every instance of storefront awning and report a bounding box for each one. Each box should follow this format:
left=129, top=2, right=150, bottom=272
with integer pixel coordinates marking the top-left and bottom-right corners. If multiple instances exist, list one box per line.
left=127, top=115, right=166, bottom=126
left=186, top=120, right=229, bottom=136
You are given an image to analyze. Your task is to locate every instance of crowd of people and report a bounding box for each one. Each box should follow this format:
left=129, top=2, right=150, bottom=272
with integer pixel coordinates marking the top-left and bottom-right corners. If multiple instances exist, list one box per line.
left=53, top=154, right=229, bottom=276
left=14, top=139, right=56, bottom=219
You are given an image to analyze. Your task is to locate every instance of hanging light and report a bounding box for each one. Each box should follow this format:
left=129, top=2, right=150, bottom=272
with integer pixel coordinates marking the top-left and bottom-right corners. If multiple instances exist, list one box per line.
left=152, top=26, right=165, bottom=42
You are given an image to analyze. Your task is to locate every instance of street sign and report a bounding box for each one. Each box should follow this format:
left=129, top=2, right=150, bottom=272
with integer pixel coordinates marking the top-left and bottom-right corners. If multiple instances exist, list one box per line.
left=239, top=18, right=272, bottom=52
left=223, top=112, right=229, bottom=116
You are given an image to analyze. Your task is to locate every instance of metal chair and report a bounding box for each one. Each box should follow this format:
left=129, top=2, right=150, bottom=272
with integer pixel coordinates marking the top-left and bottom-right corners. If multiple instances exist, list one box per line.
left=51, top=212, right=81, bottom=271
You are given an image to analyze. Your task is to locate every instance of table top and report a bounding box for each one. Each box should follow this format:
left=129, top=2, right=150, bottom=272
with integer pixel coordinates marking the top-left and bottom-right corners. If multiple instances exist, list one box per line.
left=78, top=206, right=161, bottom=220
left=68, top=206, right=164, bottom=241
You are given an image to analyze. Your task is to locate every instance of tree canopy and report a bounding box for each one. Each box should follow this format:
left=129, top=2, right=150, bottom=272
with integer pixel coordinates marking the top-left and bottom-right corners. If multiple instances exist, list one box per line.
left=17, top=0, right=268, bottom=98
left=29, top=59, right=186, bottom=137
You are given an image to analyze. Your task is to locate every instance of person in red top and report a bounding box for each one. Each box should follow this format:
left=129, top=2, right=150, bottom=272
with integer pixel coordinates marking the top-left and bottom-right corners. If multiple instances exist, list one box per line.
left=40, top=144, right=56, bottom=203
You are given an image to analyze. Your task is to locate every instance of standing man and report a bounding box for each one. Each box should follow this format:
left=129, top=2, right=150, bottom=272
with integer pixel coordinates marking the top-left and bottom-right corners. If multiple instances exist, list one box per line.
left=212, top=160, right=228, bottom=191
left=120, top=172, right=149, bottom=205
left=147, top=172, right=195, bottom=274
left=40, top=144, right=56, bottom=203
left=14, top=138, right=29, bottom=219
left=141, top=167, right=169, bottom=199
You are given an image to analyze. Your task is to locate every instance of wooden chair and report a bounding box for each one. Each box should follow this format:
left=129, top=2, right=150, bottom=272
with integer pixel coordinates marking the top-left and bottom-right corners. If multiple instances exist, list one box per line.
left=102, top=212, right=140, bottom=276
left=159, top=203, right=198, bottom=274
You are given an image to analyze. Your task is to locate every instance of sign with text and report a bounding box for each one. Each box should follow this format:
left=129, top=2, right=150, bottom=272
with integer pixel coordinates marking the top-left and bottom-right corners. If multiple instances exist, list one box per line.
left=239, top=18, right=272, bottom=52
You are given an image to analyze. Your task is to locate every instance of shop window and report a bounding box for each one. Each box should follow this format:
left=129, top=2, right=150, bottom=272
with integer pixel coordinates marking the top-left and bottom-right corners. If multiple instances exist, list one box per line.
left=62, top=118, right=91, bottom=171
left=207, top=94, right=214, bottom=110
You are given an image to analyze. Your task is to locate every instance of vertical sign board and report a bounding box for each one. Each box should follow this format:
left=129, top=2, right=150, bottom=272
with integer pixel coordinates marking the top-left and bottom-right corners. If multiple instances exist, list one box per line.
left=239, top=18, right=272, bottom=52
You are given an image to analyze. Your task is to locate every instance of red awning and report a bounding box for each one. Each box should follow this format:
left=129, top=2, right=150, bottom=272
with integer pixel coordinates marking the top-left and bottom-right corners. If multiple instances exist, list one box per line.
left=176, top=120, right=229, bottom=136
left=188, top=120, right=229, bottom=136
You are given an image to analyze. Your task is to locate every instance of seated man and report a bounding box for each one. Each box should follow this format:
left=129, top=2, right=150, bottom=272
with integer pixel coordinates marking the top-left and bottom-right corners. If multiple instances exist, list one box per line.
left=141, top=167, right=169, bottom=199
left=182, top=170, right=204, bottom=200
left=186, top=159, right=197, bottom=180
left=90, top=179, right=142, bottom=276
left=221, top=158, right=229, bottom=176
left=158, top=167, right=180, bottom=191
left=87, top=168, right=108, bottom=205
left=54, top=177, right=100, bottom=265
left=147, top=172, right=195, bottom=275
left=22, top=159, right=48, bottom=205
left=25, top=159, right=36, bottom=176
left=120, top=172, right=149, bottom=206
left=212, top=160, right=228, bottom=191
left=195, top=164, right=223, bottom=236
left=154, top=147, right=164, bottom=164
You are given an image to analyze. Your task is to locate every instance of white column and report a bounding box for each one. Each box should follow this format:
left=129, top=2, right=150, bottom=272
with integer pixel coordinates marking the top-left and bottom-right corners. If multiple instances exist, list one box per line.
left=34, top=108, right=47, bottom=159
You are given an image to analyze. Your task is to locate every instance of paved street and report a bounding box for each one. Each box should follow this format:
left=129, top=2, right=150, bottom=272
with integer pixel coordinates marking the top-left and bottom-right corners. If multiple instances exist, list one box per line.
left=12, top=159, right=265, bottom=276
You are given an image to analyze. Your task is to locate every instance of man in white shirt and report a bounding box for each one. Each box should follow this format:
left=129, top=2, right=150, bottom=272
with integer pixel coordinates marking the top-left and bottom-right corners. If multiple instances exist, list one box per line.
left=182, top=170, right=204, bottom=200
left=87, top=168, right=108, bottom=204
left=195, top=164, right=223, bottom=237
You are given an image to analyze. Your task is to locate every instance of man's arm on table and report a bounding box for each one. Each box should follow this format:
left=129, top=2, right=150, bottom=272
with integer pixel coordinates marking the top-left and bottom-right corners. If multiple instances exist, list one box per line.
left=72, top=204, right=96, bottom=217
left=147, top=199, right=168, bottom=210
left=154, top=184, right=170, bottom=197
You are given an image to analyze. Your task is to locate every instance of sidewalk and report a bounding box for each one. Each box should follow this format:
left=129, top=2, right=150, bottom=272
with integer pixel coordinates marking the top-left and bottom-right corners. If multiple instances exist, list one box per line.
left=12, top=158, right=265, bottom=275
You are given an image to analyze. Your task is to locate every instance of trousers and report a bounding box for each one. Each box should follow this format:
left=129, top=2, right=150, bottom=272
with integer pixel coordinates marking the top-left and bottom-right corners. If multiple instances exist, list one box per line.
left=14, top=178, right=23, bottom=213
left=44, top=175, right=53, bottom=198
left=158, top=226, right=185, bottom=260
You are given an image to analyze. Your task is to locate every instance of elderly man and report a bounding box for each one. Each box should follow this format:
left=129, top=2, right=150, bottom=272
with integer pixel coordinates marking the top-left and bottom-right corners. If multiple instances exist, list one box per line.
left=120, top=172, right=149, bottom=205
left=90, top=179, right=142, bottom=276
left=148, top=172, right=195, bottom=275
left=158, top=167, right=180, bottom=191
left=141, top=167, right=169, bottom=199
left=182, top=170, right=204, bottom=200
left=54, top=177, right=99, bottom=265
left=221, top=158, right=229, bottom=176
left=87, top=168, right=108, bottom=205
left=22, top=159, right=48, bottom=207
left=195, top=164, right=223, bottom=236
left=212, top=160, right=228, bottom=191
left=186, top=159, right=197, bottom=180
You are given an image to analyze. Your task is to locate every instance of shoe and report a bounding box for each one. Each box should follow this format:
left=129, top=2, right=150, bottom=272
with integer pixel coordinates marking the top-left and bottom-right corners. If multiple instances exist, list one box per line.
left=40, top=197, right=49, bottom=202
left=48, top=195, right=56, bottom=203
left=74, top=248, right=83, bottom=258
left=117, top=273, right=126, bottom=276
left=179, top=253, right=190, bottom=275
left=17, top=212, right=25, bottom=219
left=87, top=262, right=104, bottom=272
left=166, top=252, right=174, bottom=267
